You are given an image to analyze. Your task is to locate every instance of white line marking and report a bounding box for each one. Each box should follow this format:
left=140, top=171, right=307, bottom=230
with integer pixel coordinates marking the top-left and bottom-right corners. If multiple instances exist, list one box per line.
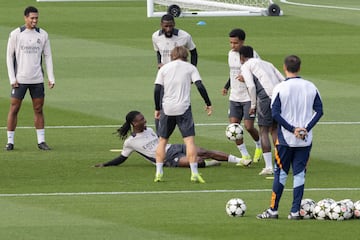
left=1, top=188, right=359, bottom=197
left=110, top=149, right=122, bottom=152
left=0, top=122, right=359, bottom=130
left=280, top=0, right=360, bottom=11
left=37, top=0, right=135, bottom=2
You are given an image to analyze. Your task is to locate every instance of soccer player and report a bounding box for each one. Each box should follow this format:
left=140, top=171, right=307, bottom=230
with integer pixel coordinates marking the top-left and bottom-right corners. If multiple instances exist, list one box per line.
left=152, top=14, right=198, bottom=133
left=239, top=46, right=285, bottom=175
left=5, top=6, right=55, bottom=151
left=222, top=28, right=262, bottom=164
left=152, top=14, right=198, bottom=69
left=154, top=46, right=212, bottom=183
left=94, top=111, right=252, bottom=168
left=257, top=55, right=323, bottom=220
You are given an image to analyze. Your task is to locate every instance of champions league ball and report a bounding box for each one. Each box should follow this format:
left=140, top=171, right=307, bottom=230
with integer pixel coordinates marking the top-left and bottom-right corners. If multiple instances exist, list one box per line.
left=225, top=123, right=244, bottom=141
left=225, top=198, right=246, bottom=217
left=339, top=199, right=354, bottom=220
left=353, top=200, right=360, bottom=219
left=328, top=201, right=352, bottom=221
left=300, top=198, right=316, bottom=219
left=313, top=198, right=334, bottom=220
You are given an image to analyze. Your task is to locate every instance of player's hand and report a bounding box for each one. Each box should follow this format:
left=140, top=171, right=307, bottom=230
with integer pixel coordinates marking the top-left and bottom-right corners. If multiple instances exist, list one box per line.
left=94, top=163, right=104, bottom=168
left=236, top=75, right=244, bottom=82
left=222, top=88, right=228, bottom=96
left=249, top=108, right=256, bottom=117
left=11, top=81, right=19, bottom=88
left=48, top=81, right=55, bottom=89
left=154, top=110, right=160, bottom=119
left=205, top=105, right=212, bottom=116
left=294, top=127, right=307, bottom=140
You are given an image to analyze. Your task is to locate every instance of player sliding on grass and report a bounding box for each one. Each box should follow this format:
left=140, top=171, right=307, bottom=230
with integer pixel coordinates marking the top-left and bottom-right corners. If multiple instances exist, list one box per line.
left=94, top=111, right=252, bottom=168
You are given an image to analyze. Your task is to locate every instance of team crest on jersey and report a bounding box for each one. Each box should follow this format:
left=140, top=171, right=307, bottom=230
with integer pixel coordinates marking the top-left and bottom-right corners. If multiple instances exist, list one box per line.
left=37, top=38, right=41, bottom=44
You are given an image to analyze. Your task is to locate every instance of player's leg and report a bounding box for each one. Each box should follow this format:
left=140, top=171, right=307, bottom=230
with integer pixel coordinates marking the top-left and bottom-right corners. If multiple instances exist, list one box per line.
left=257, top=98, right=274, bottom=172
left=183, top=136, right=204, bottom=183
left=5, top=98, right=22, bottom=150
left=243, top=101, right=261, bottom=162
left=258, top=125, right=274, bottom=175
left=154, top=137, right=168, bottom=181
left=270, top=121, right=278, bottom=145
left=5, top=84, right=27, bottom=150
left=178, top=108, right=204, bottom=183
left=257, top=144, right=292, bottom=219
left=271, top=145, right=292, bottom=211
left=196, top=147, right=250, bottom=166
left=289, top=146, right=311, bottom=219
left=229, top=101, right=252, bottom=159
left=154, top=112, right=175, bottom=182
left=30, top=83, right=50, bottom=150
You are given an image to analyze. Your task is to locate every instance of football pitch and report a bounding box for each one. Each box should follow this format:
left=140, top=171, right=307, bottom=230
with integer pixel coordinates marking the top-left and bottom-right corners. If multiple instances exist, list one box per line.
left=1, top=0, right=360, bottom=239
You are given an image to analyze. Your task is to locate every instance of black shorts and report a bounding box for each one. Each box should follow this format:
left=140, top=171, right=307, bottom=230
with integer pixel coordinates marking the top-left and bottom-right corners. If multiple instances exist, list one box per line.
left=158, top=107, right=195, bottom=139
left=164, top=144, right=186, bottom=167
left=228, top=100, right=255, bottom=120
left=11, top=83, right=45, bottom=100
left=257, top=97, right=273, bottom=126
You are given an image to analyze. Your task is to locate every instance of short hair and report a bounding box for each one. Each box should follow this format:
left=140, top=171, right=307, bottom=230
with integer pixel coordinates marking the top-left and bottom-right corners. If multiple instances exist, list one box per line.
left=229, top=28, right=246, bottom=41
left=24, top=6, right=38, bottom=16
left=284, top=55, right=301, bottom=73
left=171, top=46, right=188, bottom=61
left=161, top=14, right=175, bottom=23
left=239, top=46, right=254, bottom=58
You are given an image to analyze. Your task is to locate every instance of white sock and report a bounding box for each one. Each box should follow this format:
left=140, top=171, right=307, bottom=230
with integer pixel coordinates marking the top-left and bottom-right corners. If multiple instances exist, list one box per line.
left=7, top=131, right=15, bottom=144
left=36, top=129, right=45, bottom=144
left=263, top=152, right=273, bottom=169
left=155, top=163, right=164, bottom=175
left=237, top=143, right=249, bottom=157
left=190, top=162, right=199, bottom=175
left=255, top=139, right=261, bottom=149
left=228, top=154, right=241, bottom=163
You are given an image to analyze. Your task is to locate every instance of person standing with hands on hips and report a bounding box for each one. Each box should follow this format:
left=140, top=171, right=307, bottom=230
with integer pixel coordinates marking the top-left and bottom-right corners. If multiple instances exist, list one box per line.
left=5, top=6, right=55, bottom=151
left=257, top=55, right=323, bottom=220
left=154, top=46, right=212, bottom=183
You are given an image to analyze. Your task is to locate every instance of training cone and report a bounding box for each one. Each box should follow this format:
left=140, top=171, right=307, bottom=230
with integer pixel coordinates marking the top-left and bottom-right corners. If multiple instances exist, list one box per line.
left=197, top=21, right=206, bottom=26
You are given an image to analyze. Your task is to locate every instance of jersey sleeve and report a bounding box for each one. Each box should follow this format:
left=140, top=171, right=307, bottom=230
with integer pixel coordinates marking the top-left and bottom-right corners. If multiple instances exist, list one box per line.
left=121, top=139, right=134, bottom=157
left=241, top=63, right=257, bottom=109
left=42, top=30, right=55, bottom=83
left=6, top=30, right=17, bottom=85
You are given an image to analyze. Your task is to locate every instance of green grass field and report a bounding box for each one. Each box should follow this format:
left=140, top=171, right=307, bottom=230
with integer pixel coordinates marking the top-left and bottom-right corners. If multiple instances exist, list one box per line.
left=1, top=0, right=360, bottom=239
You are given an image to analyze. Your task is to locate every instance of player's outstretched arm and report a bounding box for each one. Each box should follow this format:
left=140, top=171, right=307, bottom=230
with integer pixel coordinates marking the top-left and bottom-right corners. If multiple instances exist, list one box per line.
left=94, top=155, right=128, bottom=167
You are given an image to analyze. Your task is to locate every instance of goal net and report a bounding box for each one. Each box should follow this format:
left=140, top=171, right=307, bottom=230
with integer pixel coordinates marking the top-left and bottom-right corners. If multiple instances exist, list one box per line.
left=147, top=0, right=282, bottom=17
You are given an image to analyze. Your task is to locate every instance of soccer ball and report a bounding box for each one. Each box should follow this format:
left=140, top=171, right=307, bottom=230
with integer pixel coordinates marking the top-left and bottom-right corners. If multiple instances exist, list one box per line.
left=313, top=198, right=334, bottom=220
left=353, top=200, right=360, bottom=219
left=225, top=123, right=243, bottom=141
left=225, top=198, right=246, bottom=217
left=339, top=199, right=354, bottom=219
left=328, top=201, right=352, bottom=221
left=300, top=198, right=316, bottom=219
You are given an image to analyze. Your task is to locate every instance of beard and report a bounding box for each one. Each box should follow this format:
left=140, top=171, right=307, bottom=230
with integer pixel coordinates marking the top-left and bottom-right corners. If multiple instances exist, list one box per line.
left=164, top=31, right=173, bottom=38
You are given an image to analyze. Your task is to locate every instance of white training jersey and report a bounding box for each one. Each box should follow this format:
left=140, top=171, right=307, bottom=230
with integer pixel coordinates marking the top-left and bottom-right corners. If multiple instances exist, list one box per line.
left=241, top=58, right=284, bottom=109
left=271, top=77, right=322, bottom=147
left=155, top=59, right=201, bottom=116
left=122, top=127, right=171, bottom=164
left=152, top=28, right=196, bottom=65
left=228, top=49, right=259, bottom=102
left=6, top=26, right=55, bottom=85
